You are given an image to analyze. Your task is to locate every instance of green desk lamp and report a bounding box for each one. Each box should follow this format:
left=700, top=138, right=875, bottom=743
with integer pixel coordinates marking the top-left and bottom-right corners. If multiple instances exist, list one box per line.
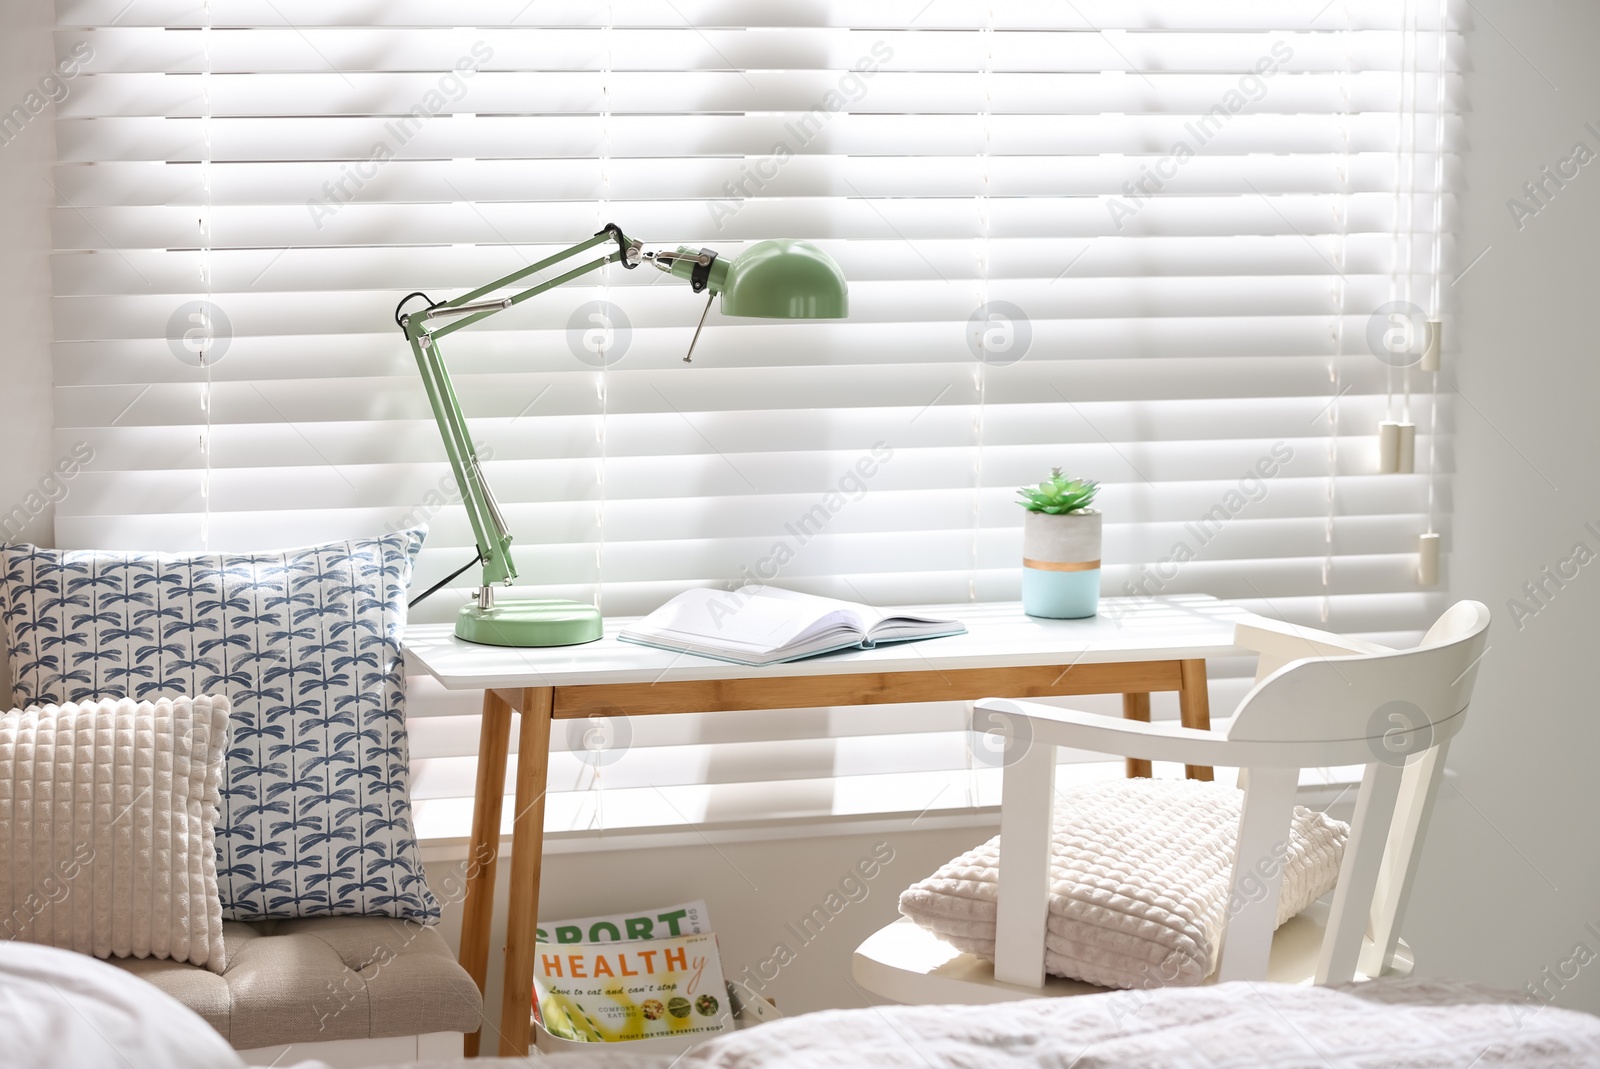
left=396, top=225, right=848, bottom=647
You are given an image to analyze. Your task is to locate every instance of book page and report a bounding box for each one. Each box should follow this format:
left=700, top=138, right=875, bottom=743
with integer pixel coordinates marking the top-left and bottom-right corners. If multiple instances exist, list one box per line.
left=864, top=608, right=968, bottom=642
left=748, top=585, right=889, bottom=631
left=631, top=586, right=867, bottom=653
left=619, top=586, right=963, bottom=663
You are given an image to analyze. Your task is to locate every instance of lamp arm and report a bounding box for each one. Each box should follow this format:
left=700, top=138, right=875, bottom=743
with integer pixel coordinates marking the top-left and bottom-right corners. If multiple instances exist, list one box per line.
left=447, top=224, right=635, bottom=309
left=424, top=252, right=620, bottom=342
left=402, top=325, right=513, bottom=589
left=397, top=226, right=641, bottom=594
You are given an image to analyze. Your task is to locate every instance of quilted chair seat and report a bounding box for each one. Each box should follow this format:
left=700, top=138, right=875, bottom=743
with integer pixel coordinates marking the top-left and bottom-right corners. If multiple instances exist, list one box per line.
left=105, top=915, right=483, bottom=1050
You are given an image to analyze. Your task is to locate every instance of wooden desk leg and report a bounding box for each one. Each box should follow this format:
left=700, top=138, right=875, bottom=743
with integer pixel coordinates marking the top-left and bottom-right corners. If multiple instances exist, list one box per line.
left=1121, top=693, right=1152, bottom=779
left=1177, top=659, right=1215, bottom=781
left=498, top=687, right=554, bottom=1057
left=459, top=690, right=513, bottom=1058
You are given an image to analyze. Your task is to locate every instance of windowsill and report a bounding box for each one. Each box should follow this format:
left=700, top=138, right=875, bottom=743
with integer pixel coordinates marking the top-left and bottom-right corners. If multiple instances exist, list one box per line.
left=415, top=760, right=1377, bottom=863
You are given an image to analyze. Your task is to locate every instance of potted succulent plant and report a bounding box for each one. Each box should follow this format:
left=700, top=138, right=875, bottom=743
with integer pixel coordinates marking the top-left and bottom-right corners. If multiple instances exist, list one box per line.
left=1017, top=468, right=1101, bottom=619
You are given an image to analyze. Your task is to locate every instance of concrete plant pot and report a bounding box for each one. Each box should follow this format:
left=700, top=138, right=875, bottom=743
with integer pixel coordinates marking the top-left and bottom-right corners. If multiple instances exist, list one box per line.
left=1021, top=510, right=1102, bottom=619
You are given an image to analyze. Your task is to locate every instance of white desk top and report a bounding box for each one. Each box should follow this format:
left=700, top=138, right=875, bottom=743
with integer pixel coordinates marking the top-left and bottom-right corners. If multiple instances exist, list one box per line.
left=403, top=594, right=1254, bottom=691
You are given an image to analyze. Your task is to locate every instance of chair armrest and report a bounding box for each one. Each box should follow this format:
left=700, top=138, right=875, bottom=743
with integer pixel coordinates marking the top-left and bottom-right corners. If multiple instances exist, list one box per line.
left=978, top=697, right=1243, bottom=766
left=1233, top=616, right=1390, bottom=684
left=978, top=697, right=1343, bottom=768
left=1234, top=616, right=1390, bottom=660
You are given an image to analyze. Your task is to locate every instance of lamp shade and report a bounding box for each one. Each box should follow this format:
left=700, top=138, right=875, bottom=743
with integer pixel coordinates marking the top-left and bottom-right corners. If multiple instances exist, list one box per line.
left=719, top=239, right=848, bottom=319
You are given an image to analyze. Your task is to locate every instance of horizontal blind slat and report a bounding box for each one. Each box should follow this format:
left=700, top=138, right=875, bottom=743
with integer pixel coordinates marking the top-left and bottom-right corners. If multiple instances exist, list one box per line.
left=58, top=0, right=1457, bottom=31
left=59, top=27, right=1461, bottom=74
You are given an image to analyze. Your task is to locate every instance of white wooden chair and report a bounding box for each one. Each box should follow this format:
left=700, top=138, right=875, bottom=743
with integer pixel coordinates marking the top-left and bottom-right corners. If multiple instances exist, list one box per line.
left=854, top=601, right=1491, bottom=1003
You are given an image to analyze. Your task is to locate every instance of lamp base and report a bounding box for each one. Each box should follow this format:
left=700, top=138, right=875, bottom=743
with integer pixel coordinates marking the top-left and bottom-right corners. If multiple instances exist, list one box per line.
left=454, top=598, right=604, bottom=647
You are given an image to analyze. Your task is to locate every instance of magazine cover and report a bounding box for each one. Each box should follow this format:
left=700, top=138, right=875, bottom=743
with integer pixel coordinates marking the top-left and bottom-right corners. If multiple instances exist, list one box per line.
left=534, top=930, right=734, bottom=1043
left=536, top=900, right=712, bottom=945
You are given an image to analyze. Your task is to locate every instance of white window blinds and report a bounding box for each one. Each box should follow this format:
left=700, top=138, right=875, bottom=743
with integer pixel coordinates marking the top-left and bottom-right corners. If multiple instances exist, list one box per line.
left=50, top=1, right=1461, bottom=839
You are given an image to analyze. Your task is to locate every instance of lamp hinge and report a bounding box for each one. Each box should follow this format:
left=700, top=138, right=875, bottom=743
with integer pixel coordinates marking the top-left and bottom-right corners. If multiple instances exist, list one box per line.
left=690, top=248, right=718, bottom=293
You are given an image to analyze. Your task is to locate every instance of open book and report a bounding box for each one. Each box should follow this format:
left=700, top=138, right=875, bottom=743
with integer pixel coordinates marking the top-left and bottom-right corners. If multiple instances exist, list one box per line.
left=618, top=585, right=965, bottom=666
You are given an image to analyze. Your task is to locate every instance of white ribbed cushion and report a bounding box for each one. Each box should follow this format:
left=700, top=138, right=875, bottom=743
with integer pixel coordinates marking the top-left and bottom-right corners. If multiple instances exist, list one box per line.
left=0, top=695, right=231, bottom=972
left=898, top=778, right=1347, bottom=989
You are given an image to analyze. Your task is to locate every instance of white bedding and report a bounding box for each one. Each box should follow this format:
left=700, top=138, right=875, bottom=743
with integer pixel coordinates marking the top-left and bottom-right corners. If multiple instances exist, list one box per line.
left=6, top=938, right=1596, bottom=1069
left=357, top=980, right=1600, bottom=1069
left=0, top=941, right=242, bottom=1069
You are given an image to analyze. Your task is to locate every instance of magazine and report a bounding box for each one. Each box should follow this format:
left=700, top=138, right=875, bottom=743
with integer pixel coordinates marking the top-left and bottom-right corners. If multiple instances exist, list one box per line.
left=534, top=931, right=734, bottom=1043
left=618, top=585, right=965, bottom=666
left=533, top=901, right=732, bottom=1043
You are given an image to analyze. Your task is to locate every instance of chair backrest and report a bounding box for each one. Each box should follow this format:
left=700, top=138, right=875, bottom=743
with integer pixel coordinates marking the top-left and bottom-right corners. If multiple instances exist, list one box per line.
left=1227, top=600, right=1490, bottom=746
left=1216, top=601, right=1490, bottom=986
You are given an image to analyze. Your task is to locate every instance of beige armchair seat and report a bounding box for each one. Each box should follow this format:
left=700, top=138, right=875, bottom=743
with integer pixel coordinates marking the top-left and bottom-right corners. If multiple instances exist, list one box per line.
left=107, top=915, right=482, bottom=1062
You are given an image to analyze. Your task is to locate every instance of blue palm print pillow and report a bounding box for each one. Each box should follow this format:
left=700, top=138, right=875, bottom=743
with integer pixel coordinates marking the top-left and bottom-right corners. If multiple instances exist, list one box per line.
left=0, top=530, right=440, bottom=923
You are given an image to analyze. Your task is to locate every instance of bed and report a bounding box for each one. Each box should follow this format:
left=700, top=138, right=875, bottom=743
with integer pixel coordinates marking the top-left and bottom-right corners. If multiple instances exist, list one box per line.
left=4, top=941, right=1597, bottom=1069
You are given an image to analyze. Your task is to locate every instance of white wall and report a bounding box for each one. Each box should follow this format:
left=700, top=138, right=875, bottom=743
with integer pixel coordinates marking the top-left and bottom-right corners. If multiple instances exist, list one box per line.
left=1404, top=0, right=1600, bottom=1014
left=0, top=0, right=61, bottom=699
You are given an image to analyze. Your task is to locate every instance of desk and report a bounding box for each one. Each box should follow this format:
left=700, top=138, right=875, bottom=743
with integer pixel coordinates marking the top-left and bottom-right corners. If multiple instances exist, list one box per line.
left=403, top=594, right=1249, bottom=1056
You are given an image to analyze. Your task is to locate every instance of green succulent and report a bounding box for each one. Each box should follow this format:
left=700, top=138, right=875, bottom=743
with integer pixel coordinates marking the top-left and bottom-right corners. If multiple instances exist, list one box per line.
left=1016, top=467, right=1099, bottom=515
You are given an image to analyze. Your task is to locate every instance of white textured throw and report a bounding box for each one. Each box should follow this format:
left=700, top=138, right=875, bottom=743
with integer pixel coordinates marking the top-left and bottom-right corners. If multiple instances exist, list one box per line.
left=335, top=980, right=1600, bottom=1069
left=0, top=695, right=230, bottom=972
left=899, top=778, right=1347, bottom=989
